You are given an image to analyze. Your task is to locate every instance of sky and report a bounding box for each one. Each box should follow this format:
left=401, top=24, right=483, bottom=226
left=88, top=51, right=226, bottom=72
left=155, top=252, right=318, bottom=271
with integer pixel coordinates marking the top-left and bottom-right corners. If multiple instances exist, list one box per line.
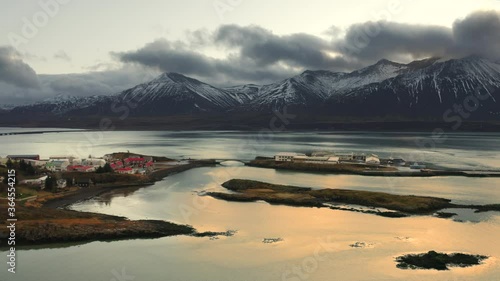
left=0, top=0, right=499, bottom=105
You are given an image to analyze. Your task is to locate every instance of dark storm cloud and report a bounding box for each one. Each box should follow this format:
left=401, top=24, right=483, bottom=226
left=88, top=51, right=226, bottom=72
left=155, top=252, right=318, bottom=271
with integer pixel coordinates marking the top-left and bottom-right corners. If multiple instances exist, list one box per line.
left=334, top=10, right=500, bottom=62
left=452, top=10, right=500, bottom=60
left=112, top=38, right=298, bottom=85
left=113, top=25, right=359, bottom=84
left=41, top=65, right=160, bottom=97
left=214, top=25, right=340, bottom=69
left=114, top=39, right=215, bottom=76
left=0, top=46, right=39, bottom=89
left=334, top=22, right=454, bottom=61
left=0, top=64, right=160, bottom=105
left=116, top=10, right=500, bottom=83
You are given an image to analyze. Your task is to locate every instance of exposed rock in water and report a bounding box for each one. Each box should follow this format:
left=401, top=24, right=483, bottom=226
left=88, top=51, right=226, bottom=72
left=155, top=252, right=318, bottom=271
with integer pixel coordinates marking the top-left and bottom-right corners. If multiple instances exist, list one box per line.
left=396, top=251, right=488, bottom=270
left=434, top=212, right=457, bottom=218
left=193, top=230, right=237, bottom=238
left=262, top=238, right=283, bottom=244
left=349, top=242, right=374, bottom=248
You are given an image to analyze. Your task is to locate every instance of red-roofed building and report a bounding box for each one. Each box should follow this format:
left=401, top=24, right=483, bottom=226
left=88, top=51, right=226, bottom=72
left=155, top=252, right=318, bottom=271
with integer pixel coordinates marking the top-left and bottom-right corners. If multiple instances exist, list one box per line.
left=116, top=167, right=134, bottom=174
left=110, top=161, right=124, bottom=170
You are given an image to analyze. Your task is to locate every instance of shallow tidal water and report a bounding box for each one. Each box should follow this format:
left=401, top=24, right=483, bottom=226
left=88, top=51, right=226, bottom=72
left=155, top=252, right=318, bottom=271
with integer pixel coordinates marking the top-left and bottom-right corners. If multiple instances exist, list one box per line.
left=1, top=129, right=500, bottom=280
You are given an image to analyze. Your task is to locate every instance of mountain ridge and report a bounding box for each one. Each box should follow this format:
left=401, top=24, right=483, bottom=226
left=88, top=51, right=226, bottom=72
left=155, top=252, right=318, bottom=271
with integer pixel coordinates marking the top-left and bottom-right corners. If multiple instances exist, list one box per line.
left=5, top=56, right=500, bottom=121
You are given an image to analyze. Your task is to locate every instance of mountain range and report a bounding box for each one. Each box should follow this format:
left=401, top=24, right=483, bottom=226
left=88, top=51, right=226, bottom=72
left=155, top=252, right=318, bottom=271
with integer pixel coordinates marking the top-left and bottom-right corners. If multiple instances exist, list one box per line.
left=3, top=56, right=500, bottom=129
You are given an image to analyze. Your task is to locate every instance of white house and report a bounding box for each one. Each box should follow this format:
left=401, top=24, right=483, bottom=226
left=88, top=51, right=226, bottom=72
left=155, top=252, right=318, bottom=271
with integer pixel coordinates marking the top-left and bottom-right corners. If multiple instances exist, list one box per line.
left=56, top=179, right=67, bottom=189
left=327, top=156, right=340, bottom=164
left=116, top=167, right=134, bottom=174
left=24, top=159, right=48, bottom=167
left=366, top=154, right=381, bottom=165
left=275, top=152, right=306, bottom=162
left=67, top=165, right=96, bottom=173
left=335, top=153, right=355, bottom=162
left=293, top=156, right=340, bottom=164
left=21, top=176, right=48, bottom=186
left=136, top=168, right=147, bottom=175
left=46, top=159, right=70, bottom=172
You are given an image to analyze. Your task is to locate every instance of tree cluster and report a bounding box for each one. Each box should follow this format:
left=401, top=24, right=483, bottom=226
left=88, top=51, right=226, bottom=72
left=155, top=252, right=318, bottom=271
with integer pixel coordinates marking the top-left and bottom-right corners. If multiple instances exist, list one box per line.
left=95, top=163, right=114, bottom=174
left=19, top=160, right=36, bottom=175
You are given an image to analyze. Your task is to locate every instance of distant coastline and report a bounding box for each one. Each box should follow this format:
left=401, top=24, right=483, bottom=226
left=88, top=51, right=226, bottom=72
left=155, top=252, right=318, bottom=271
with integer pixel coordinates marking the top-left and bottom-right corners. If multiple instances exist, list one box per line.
left=1, top=116, right=500, bottom=132
left=247, top=159, right=500, bottom=178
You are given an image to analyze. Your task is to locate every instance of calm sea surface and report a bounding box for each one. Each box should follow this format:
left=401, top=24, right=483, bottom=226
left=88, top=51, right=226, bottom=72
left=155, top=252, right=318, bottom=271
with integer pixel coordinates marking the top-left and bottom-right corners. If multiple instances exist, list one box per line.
left=1, top=129, right=500, bottom=281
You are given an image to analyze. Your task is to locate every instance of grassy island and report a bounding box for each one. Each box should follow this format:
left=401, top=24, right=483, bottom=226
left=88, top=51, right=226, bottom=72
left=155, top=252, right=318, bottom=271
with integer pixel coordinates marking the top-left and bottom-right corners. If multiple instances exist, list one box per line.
left=208, top=179, right=500, bottom=217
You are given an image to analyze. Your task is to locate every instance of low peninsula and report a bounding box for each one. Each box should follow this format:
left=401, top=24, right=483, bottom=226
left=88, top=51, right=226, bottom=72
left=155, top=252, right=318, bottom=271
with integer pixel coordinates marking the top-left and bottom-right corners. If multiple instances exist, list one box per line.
left=208, top=179, right=500, bottom=217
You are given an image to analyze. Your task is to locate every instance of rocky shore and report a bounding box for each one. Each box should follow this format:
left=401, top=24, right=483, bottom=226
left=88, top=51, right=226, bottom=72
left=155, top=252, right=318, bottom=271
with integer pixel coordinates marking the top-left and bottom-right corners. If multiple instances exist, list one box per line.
left=0, top=203, right=194, bottom=246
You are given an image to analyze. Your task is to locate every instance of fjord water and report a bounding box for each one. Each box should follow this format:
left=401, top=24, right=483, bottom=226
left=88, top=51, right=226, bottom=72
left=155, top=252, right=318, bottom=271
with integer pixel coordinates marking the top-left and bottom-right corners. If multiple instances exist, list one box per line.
left=1, top=129, right=500, bottom=281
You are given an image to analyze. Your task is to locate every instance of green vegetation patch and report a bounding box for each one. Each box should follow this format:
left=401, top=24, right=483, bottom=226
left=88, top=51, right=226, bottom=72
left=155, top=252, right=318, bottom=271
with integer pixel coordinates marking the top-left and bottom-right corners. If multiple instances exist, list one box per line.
left=219, top=179, right=451, bottom=213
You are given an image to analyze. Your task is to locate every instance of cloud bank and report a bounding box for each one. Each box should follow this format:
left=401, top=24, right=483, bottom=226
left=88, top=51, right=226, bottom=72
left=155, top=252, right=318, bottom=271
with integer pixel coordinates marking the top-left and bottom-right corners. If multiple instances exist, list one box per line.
left=0, top=46, right=39, bottom=89
left=1, top=10, right=499, bottom=104
left=115, top=10, right=500, bottom=83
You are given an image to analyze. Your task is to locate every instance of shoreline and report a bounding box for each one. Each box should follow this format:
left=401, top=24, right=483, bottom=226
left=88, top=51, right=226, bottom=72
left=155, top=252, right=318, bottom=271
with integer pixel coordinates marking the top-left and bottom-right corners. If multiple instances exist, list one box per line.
left=0, top=204, right=196, bottom=247
left=2, top=120, right=500, bottom=132
left=42, top=182, right=154, bottom=209
left=41, top=160, right=216, bottom=209
left=0, top=160, right=217, bottom=247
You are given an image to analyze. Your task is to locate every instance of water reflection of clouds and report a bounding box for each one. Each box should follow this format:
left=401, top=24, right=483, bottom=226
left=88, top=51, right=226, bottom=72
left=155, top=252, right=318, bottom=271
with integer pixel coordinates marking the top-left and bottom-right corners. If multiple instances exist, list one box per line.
left=64, top=164, right=500, bottom=280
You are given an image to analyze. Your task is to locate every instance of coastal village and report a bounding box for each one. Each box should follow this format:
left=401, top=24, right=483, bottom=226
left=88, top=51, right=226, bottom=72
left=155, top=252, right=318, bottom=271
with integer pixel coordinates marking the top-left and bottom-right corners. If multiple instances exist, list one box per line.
left=0, top=150, right=427, bottom=194
left=0, top=153, right=157, bottom=192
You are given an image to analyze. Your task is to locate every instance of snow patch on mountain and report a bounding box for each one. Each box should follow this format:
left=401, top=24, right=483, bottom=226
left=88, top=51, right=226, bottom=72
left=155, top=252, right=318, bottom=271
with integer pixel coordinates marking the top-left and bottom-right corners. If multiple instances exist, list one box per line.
left=9, top=56, right=500, bottom=117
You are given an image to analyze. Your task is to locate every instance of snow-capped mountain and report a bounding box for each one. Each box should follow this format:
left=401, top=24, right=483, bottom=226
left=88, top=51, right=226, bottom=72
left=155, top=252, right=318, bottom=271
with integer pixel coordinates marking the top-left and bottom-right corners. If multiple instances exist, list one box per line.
left=326, top=56, right=500, bottom=117
left=119, top=73, right=244, bottom=110
left=244, top=59, right=410, bottom=109
left=0, top=104, right=16, bottom=111
left=74, top=72, right=260, bottom=116
left=7, top=56, right=500, bottom=120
